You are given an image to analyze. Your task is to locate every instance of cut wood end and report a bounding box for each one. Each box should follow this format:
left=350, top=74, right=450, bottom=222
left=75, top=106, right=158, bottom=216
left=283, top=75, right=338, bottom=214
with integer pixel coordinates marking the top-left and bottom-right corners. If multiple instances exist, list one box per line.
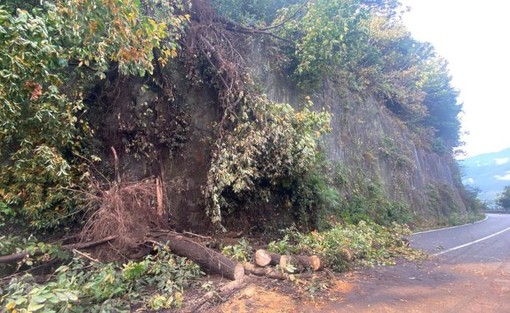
left=234, top=263, right=245, bottom=280
left=255, top=249, right=271, bottom=267
left=310, top=255, right=322, bottom=271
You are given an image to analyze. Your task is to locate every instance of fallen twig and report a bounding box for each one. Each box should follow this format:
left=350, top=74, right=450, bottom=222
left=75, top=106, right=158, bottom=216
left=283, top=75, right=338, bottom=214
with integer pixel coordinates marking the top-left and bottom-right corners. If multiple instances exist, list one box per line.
left=72, top=249, right=100, bottom=263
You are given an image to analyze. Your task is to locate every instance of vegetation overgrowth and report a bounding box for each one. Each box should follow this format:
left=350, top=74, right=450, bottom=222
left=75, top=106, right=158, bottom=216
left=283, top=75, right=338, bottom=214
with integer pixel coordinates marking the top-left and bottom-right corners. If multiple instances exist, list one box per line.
left=497, top=186, right=510, bottom=210
left=267, top=221, right=422, bottom=271
left=0, top=0, right=469, bottom=230
left=1, top=242, right=203, bottom=312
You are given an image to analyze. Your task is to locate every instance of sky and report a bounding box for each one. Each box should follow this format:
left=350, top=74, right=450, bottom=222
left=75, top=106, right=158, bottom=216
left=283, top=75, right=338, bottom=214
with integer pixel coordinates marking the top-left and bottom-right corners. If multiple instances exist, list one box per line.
left=400, top=0, right=510, bottom=158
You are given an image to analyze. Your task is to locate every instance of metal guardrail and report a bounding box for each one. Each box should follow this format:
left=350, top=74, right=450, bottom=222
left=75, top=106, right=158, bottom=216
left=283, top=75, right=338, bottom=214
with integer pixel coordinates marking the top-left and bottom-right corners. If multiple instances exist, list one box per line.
left=484, top=210, right=510, bottom=214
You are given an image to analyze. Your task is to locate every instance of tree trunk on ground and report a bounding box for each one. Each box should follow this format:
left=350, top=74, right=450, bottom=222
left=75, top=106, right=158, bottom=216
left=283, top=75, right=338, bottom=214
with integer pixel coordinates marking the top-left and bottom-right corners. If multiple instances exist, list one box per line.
left=243, top=263, right=289, bottom=280
left=280, top=255, right=322, bottom=273
left=147, top=232, right=244, bottom=280
left=254, top=249, right=281, bottom=267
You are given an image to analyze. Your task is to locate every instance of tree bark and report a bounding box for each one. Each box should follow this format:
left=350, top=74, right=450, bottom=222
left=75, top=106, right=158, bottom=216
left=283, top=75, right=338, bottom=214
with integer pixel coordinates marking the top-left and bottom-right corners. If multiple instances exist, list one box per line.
left=147, top=233, right=244, bottom=281
left=243, top=263, right=289, bottom=280
left=280, top=255, right=322, bottom=273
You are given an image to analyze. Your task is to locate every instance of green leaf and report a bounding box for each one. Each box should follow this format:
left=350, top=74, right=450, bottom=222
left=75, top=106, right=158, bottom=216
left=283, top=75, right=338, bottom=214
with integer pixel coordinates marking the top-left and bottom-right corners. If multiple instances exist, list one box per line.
left=15, top=297, right=28, bottom=305
left=65, top=291, right=78, bottom=301
left=31, top=295, right=47, bottom=303
left=28, top=302, right=45, bottom=311
left=54, top=291, right=69, bottom=302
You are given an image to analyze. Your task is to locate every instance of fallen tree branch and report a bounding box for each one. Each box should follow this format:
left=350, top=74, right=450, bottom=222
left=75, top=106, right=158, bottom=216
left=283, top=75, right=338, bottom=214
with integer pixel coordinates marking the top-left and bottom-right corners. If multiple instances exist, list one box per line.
left=72, top=249, right=100, bottom=263
left=183, top=231, right=213, bottom=240
left=0, top=235, right=117, bottom=264
left=67, top=235, right=118, bottom=250
left=259, top=0, right=309, bottom=31
left=190, top=276, right=251, bottom=312
left=0, top=252, right=30, bottom=264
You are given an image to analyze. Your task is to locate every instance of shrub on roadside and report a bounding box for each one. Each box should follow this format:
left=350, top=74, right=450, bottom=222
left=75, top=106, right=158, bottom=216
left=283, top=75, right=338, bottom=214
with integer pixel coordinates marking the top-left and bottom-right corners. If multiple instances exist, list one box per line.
left=268, top=221, right=419, bottom=272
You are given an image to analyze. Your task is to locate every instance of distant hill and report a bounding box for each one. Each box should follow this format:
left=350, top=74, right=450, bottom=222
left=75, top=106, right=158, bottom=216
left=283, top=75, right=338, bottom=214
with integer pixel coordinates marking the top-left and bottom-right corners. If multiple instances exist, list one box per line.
left=460, top=147, right=510, bottom=203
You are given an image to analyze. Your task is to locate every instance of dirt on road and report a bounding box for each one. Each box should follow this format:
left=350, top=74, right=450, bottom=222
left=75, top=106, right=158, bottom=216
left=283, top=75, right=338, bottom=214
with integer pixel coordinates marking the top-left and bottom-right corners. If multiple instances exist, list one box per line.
left=206, top=257, right=510, bottom=313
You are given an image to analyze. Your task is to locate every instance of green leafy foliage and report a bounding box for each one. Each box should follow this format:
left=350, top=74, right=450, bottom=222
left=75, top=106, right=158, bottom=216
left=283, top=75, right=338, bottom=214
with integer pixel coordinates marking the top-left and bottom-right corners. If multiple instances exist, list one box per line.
left=268, top=0, right=461, bottom=151
left=204, top=95, right=332, bottom=226
left=0, top=1, right=189, bottom=229
left=56, top=0, right=189, bottom=76
left=0, top=4, right=84, bottom=228
left=419, top=57, right=463, bottom=152
left=286, top=158, right=342, bottom=230
left=211, top=0, right=299, bottom=25
left=276, top=0, right=370, bottom=86
left=330, top=167, right=412, bottom=227
left=268, top=221, right=420, bottom=272
left=0, top=235, right=68, bottom=263
left=221, top=238, right=253, bottom=262
left=497, top=186, right=510, bottom=210
left=0, top=235, right=69, bottom=278
left=460, top=185, right=487, bottom=214
left=0, top=244, right=203, bottom=312
left=0, top=0, right=466, bottom=233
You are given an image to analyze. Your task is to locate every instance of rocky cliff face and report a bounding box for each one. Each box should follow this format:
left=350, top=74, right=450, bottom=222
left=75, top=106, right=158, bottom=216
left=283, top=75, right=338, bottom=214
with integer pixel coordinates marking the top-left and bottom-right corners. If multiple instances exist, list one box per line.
left=317, top=84, right=467, bottom=226
left=90, top=50, right=469, bottom=231
left=260, top=67, right=468, bottom=228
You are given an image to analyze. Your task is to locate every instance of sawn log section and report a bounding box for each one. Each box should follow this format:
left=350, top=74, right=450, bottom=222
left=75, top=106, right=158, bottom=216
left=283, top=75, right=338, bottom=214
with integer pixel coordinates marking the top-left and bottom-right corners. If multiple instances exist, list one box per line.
left=147, top=231, right=244, bottom=281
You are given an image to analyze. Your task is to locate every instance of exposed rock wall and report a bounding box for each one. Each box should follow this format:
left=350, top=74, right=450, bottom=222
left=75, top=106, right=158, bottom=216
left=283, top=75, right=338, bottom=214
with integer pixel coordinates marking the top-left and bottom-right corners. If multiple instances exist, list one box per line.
left=259, top=65, right=467, bottom=225
left=315, top=86, right=467, bottom=224
left=91, top=53, right=468, bottom=230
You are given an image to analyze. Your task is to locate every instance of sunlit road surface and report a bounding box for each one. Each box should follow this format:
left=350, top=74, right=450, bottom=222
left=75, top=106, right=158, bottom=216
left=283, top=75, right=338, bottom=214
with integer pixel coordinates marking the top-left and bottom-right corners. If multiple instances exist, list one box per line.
left=311, top=214, right=510, bottom=312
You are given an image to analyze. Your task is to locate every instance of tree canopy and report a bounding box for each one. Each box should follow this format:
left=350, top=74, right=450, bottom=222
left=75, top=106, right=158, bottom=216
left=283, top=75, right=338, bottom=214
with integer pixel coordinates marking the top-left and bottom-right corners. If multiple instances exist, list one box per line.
left=497, top=186, right=510, bottom=210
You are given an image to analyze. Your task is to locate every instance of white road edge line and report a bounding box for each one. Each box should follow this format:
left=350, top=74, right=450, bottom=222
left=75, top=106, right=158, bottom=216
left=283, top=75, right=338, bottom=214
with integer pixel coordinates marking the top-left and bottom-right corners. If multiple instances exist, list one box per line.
left=413, top=215, right=489, bottom=235
left=433, top=226, right=510, bottom=256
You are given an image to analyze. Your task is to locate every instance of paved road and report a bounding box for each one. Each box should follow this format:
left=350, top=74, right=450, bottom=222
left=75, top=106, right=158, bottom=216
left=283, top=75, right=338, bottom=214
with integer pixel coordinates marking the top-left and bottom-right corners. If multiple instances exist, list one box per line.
left=412, top=214, right=510, bottom=260
left=310, top=214, right=510, bottom=312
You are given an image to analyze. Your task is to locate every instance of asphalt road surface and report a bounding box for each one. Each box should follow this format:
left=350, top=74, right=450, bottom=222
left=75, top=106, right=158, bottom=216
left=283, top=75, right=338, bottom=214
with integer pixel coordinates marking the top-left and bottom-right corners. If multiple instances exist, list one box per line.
left=312, top=213, right=510, bottom=312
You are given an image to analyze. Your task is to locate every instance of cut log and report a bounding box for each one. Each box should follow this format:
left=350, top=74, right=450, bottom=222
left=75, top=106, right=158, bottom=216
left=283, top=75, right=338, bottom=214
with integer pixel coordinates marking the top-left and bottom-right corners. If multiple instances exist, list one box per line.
left=254, top=249, right=281, bottom=267
left=243, top=263, right=289, bottom=280
left=280, top=255, right=322, bottom=273
left=147, top=234, right=244, bottom=281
